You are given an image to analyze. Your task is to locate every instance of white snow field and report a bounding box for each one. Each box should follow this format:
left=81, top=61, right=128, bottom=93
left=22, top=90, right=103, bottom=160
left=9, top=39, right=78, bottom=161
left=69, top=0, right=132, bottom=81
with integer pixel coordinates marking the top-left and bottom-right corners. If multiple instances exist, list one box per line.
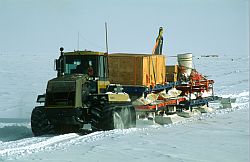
left=0, top=53, right=249, bottom=162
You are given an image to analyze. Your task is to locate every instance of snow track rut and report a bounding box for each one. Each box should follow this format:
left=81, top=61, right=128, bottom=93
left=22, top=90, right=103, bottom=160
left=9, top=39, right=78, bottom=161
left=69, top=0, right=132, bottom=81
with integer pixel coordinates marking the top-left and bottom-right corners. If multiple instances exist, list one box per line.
left=0, top=133, right=81, bottom=158
left=0, top=128, right=138, bottom=160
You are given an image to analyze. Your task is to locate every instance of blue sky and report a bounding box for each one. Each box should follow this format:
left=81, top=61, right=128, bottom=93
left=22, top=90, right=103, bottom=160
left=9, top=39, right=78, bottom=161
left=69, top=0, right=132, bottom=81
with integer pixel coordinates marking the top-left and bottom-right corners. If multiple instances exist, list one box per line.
left=0, top=0, right=249, bottom=56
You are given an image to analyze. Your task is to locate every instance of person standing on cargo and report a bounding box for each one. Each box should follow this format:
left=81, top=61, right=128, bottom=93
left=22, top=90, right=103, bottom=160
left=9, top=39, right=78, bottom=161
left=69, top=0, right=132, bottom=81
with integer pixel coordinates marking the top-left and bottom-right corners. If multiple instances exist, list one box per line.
left=153, top=27, right=163, bottom=55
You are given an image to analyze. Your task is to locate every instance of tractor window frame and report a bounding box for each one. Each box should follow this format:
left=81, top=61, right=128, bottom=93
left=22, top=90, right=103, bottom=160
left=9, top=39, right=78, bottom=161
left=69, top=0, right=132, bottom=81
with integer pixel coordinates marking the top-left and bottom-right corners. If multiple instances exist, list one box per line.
left=64, top=55, right=98, bottom=76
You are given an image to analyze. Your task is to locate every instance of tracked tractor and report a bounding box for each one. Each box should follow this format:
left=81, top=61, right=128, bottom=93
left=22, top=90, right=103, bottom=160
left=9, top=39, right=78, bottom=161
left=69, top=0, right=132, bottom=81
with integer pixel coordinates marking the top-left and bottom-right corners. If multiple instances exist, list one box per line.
left=31, top=48, right=136, bottom=136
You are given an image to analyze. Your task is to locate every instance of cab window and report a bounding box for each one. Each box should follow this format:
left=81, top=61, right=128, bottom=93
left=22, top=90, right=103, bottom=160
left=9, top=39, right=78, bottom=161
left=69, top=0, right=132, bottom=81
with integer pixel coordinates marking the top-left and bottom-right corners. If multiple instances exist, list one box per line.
left=64, top=55, right=98, bottom=76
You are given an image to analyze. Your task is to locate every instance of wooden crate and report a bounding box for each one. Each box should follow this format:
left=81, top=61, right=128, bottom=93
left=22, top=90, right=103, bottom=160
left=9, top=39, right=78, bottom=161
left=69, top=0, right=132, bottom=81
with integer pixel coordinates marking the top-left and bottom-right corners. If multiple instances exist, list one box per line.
left=165, top=65, right=179, bottom=82
left=166, top=73, right=178, bottom=82
left=108, top=53, right=166, bottom=87
left=166, top=65, right=178, bottom=74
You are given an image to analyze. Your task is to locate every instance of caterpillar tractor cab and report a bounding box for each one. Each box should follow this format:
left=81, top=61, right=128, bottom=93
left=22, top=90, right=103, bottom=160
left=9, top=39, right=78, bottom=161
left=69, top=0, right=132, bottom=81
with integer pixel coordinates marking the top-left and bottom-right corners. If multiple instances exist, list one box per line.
left=55, top=47, right=110, bottom=93
left=31, top=48, right=136, bottom=136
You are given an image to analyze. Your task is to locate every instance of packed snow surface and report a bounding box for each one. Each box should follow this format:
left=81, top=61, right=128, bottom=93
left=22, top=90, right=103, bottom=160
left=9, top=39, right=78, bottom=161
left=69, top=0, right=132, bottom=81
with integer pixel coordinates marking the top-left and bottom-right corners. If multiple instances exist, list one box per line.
left=0, top=54, right=249, bottom=162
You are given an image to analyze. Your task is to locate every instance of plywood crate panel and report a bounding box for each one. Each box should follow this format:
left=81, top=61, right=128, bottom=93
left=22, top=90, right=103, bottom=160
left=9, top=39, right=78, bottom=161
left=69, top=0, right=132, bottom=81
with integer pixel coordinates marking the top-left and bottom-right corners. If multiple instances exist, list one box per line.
left=108, top=53, right=166, bottom=87
left=166, top=65, right=179, bottom=74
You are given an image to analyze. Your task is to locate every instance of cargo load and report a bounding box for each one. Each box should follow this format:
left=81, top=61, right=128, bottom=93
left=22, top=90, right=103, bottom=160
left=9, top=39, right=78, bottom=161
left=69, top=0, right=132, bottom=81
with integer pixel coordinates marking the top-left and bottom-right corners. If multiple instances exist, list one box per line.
left=166, top=65, right=179, bottom=82
left=108, top=53, right=166, bottom=87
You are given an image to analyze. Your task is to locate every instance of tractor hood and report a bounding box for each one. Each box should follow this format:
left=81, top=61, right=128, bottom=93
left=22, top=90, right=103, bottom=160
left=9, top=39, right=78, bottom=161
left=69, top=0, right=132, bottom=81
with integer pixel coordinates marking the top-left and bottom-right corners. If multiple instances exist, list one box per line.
left=45, top=74, right=88, bottom=108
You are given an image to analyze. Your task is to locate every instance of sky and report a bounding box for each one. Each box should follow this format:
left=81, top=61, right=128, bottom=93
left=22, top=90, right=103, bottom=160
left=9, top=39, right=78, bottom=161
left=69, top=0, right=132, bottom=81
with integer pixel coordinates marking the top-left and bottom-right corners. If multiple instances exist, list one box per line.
left=0, top=0, right=249, bottom=57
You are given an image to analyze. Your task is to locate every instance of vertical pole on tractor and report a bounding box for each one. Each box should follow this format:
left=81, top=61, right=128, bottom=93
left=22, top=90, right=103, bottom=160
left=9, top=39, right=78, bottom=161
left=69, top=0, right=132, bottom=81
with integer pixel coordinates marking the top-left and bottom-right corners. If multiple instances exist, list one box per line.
left=77, top=32, right=79, bottom=51
left=105, top=22, right=109, bottom=54
left=105, top=22, right=109, bottom=78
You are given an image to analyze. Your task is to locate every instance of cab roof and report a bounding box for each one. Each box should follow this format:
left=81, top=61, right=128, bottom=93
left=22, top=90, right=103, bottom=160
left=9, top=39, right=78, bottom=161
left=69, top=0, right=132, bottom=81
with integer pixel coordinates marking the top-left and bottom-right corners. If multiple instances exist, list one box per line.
left=63, top=50, right=106, bottom=56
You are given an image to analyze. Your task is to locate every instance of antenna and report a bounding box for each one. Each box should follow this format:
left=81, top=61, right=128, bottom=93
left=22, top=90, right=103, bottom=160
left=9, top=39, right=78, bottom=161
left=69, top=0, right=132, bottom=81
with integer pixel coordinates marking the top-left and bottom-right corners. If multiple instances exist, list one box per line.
left=77, top=32, right=80, bottom=51
left=105, top=22, right=109, bottom=54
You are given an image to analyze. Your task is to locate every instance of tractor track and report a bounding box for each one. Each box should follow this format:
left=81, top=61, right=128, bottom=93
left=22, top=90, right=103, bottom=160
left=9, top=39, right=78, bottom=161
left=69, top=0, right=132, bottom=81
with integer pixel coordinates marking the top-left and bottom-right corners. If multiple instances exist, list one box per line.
left=0, top=133, right=81, bottom=159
